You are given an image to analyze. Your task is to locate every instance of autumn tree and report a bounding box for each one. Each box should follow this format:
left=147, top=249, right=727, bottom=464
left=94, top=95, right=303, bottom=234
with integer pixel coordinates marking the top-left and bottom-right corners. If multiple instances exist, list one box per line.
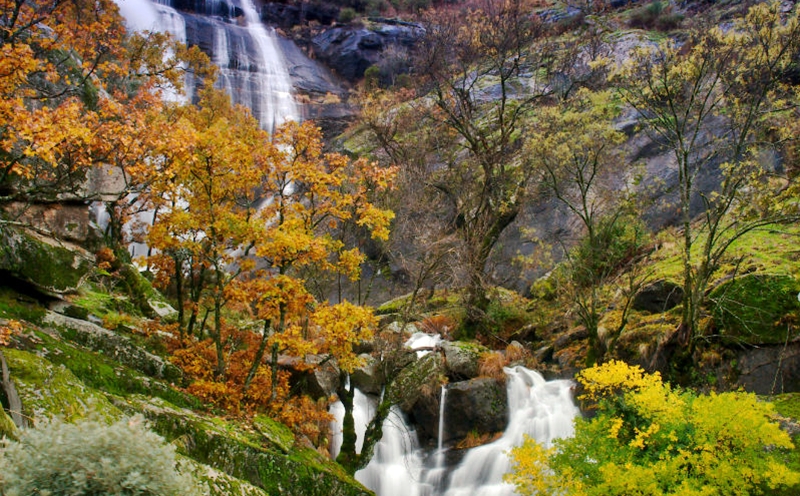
left=0, top=0, right=193, bottom=216
left=614, top=2, right=800, bottom=366
left=240, top=120, right=395, bottom=399
left=145, top=86, right=265, bottom=377
left=507, top=360, right=800, bottom=495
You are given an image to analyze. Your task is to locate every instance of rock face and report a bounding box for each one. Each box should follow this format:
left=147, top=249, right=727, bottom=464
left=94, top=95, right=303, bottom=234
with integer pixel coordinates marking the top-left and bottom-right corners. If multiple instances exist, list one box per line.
left=735, top=342, right=800, bottom=395
left=0, top=225, right=93, bottom=295
left=311, top=21, right=422, bottom=81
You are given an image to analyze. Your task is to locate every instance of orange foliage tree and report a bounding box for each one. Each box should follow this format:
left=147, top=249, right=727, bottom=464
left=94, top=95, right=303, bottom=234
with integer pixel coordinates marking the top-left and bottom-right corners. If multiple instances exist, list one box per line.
left=0, top=0, right=198, bottom=216
left=145, top=98, right=395, bottom=439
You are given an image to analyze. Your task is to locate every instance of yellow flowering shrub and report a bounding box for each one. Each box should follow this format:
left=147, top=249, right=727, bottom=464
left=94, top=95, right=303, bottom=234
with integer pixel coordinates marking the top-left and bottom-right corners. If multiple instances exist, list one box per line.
left=507, top=361, right=800, bottom=495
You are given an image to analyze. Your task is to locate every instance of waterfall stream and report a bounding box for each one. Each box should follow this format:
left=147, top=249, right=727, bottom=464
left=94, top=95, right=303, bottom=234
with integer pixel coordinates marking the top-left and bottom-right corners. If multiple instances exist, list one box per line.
left=332, top=366, right=579, bottom=496
left=113, top=0, right=298, bottom=132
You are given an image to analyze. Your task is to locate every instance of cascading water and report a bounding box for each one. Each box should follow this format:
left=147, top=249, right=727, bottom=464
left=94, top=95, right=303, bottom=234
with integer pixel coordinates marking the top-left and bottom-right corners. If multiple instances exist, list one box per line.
left=236, top=0, right=297, bottom=132
left=337, top=366, right=579, bottom=496
left=443, top=367, right=578, bottom=496
left=113, top=0, right=298, bottom=132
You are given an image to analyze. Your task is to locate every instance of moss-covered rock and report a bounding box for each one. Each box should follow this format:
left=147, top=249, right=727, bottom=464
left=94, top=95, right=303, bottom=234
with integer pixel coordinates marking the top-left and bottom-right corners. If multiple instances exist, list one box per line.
left=180, top=457, right=270, bottom=496
left=0, top=225, right=92, bottom=294
left=2, top=348, right=121, bottom=423
left=441, top=340, right=487, bottom=380
left=43, top=311, right=182, bottom=383
left=26, top=328, right=197, bottom=408
left=710, top=274, right=800, bottom=345
left=388, top=352, right=444, bottom=412
left=116, top=396, right=372, bottom=496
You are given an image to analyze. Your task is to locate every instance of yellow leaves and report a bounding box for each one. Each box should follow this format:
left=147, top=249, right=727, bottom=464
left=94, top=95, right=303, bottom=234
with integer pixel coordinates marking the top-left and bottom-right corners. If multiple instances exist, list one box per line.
left=510, top=360, right=800, bottom=495
left=505, top=435, right=557, bottom=496
left=629, top=422, right=660, bottom=450
left=577, top=359, right=663, bottom=403
left=309, top=302, right=377, bottom=373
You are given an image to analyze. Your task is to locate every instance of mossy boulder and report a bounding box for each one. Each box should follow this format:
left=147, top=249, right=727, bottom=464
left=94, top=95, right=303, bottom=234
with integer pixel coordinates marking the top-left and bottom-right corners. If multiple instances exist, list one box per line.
left=0, top=225, right=92, bottom=294
left=388, top=352, right=444, bottom=411
left=180, top=457, right=270, bottom=496
left=43, top=311, right=182, bottom=383
left=117, top=396, right=372, bottom=496
left=441, top=341, right=488, bottom=380
left=1, top=348, right=121, bottom=423
left=711, top=274, right=800, bottom=345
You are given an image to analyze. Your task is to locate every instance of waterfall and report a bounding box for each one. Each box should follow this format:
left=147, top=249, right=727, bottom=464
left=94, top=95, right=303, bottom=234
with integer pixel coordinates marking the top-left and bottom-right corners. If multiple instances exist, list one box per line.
left=113, top=0, right=298, bottom=133
left=339, top=366, right=579, bottom=496
left=237, top=0, right=298, bottom=132
left=443, top=367, right=578, bottom=496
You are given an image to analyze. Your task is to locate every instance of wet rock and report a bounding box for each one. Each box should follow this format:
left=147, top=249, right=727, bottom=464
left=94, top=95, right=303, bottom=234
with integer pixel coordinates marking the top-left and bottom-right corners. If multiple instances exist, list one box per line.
left=311, top=21, right=422, bottom=81
left=437, top=378, right=508, bottom=446
left=441, top=341, right=486, bottom=380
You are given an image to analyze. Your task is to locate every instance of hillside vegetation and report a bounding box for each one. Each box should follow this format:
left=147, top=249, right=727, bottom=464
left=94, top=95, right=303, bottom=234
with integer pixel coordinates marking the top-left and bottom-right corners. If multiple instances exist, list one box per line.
left=1, top=0, right=800, bottom=493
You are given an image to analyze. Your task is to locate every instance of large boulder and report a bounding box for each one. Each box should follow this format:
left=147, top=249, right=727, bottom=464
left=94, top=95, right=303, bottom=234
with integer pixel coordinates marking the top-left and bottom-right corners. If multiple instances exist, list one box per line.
left=43, top=312, right=182, bottom=383
left=441, top=341, right=487, bottom=380
left=311, top=21, right=422, bottom=82
left=437, top=378, right=508, bottom=446
left=350, top=354, right=384, bottom=395
left=733, top=342, right=800, bottom=395
left=632, top=280, right=684, bottom=313
left=0, top=225, right=93, bottom=295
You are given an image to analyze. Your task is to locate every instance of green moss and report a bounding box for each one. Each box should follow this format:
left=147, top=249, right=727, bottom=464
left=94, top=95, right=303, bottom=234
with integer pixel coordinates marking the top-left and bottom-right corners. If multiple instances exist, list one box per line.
left=28, top=330, right=199, bottom=408
left=0, top=406, right=18, bottom=440
left=0, top=226, right=92, bottom=293
left=2, top=348, right=121, bottom=423
left=121, top=397, right=372, bottom=496
left=710, top=274, right=800, bottom=345
left=181, top=457, right=269, bottom=496
left=253, top=415, right=295, bottom=453
left=772, top=393, right=800, bottom=421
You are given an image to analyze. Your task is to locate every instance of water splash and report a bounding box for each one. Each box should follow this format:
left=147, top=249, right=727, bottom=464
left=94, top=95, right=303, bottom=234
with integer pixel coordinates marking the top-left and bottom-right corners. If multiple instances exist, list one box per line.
left=339, top=366, right=579, bottom=495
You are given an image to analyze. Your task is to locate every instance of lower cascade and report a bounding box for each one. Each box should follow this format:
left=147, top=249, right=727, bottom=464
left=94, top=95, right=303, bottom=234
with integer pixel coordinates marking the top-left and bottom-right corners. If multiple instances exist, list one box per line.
left=333, top=366, right=579, bottom=496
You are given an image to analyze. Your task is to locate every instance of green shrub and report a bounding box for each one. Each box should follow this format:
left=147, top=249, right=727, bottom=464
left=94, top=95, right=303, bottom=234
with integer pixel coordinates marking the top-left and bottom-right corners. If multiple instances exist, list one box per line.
left=570, top=214, right=648, bottom=287
left=508, top=361, right=800, bottom=495
left=0, top=416, right=197, bottom=495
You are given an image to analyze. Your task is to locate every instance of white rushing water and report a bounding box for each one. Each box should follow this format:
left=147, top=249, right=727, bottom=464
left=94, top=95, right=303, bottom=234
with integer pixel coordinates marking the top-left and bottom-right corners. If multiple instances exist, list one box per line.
left=336, top=365, right=579, bottom=496
left=236, top=0, right=298, bottom=132
left=113, top=0, right=298, bottom=132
